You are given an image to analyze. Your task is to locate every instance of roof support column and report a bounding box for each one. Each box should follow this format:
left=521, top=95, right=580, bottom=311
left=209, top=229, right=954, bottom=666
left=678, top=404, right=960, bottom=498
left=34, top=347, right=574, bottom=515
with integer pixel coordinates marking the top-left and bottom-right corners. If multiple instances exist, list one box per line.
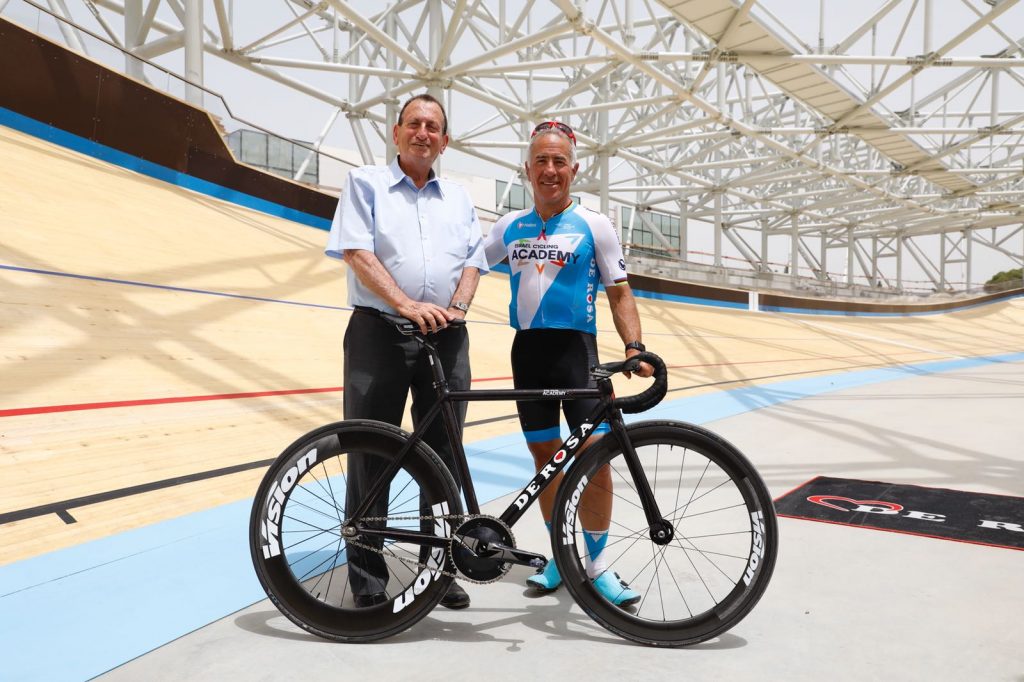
left=760, top=219, right=769, bottom=272
left=679, top=200, right=689, bottom=263
left=599, top=76, right=610, bottom=216
left=940, top=233, right=948, bottom=291
left=429, top=0, right=442, bottom=174
left=965, top=229, right=973, bottom=290
left=714, top=192, right=723, bottom=268
left=897, top=236, right=904, bottom=292
left=819, top=230, right=827, bottom=281
left=385, top=8, right=397, bottom=160
left=847, top=226, right=855, bottom=285
left=924, top=0, right=932, bottom=53
left=124, top=0, right=143, bottom=80
left=623, top=202, right=636, bottom=259
left=790, top=213, right=799, bottom=277
left=348, top=26, right=374, bottom=165
left=991, top=68, right=1000, bottom=161
left=715, top=62, right=725, bottom=269
left=817, top=0, right=825, bottom=54
left=184, top=0, right=204, bottom=106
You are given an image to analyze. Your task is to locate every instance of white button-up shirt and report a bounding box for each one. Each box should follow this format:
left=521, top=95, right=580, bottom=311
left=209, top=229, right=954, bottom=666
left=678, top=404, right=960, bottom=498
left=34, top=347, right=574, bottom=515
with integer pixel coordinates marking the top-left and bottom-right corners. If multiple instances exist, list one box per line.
left=326, top=157, right=488, bottom=314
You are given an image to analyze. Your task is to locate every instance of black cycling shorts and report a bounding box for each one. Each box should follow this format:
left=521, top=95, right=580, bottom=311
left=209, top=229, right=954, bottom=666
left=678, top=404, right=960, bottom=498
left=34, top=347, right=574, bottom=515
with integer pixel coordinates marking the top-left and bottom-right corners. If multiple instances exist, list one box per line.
left=511, top=328, right=611, bottom=443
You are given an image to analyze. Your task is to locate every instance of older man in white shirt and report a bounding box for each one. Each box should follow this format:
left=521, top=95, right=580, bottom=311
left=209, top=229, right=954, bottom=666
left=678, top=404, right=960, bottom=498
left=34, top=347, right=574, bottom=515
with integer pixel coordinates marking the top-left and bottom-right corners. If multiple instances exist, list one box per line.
left=326, top=93, right=487, bottom=610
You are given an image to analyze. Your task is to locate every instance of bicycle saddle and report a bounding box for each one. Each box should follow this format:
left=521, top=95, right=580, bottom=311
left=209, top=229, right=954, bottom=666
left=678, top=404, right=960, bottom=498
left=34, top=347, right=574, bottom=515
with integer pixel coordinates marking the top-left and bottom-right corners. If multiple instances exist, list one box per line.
left=379, top=312, right=467, bottom=336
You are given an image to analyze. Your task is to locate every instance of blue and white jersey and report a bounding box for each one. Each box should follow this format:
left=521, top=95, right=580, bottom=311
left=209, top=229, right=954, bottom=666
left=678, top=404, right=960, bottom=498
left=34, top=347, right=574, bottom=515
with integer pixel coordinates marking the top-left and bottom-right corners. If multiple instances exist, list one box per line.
left=483, top=203, right=628, bottom=334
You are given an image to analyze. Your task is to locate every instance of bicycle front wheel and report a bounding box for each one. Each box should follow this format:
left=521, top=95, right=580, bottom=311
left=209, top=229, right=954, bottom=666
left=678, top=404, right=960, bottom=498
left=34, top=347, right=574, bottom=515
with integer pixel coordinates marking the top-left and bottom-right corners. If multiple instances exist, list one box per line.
left=249, top=419, right=463, bottom=642
left=551, top=420, right=777, bottom=647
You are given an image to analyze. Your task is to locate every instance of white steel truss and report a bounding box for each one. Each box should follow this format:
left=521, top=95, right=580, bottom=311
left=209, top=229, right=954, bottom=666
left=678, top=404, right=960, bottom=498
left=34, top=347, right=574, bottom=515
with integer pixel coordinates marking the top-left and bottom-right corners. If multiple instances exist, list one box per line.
left=4, top=0, right=1023, bottom=295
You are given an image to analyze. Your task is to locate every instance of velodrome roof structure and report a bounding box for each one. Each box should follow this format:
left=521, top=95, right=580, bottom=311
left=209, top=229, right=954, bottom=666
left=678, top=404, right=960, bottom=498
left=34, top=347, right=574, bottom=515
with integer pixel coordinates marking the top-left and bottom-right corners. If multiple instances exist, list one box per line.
left=4, top=0, right=1024, bottom=293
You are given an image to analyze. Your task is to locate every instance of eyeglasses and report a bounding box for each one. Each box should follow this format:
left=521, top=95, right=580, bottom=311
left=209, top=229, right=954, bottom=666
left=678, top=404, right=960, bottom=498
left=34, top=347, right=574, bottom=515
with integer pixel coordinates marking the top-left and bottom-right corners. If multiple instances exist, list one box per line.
left=531, top=121, right=576, bottom=146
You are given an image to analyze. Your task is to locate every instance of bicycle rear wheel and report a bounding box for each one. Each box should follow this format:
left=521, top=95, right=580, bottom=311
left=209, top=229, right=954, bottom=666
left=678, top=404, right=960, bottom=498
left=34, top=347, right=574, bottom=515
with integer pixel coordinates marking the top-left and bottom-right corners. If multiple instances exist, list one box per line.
left=249, top=419, right=463, bottom=642
left=551, top=420, right=777, bottom=647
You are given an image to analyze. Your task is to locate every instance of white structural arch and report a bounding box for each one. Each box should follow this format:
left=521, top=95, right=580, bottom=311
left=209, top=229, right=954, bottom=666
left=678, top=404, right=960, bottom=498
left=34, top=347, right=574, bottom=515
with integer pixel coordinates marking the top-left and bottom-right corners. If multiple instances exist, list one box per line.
left=5, top=0, right=1024, bottom=295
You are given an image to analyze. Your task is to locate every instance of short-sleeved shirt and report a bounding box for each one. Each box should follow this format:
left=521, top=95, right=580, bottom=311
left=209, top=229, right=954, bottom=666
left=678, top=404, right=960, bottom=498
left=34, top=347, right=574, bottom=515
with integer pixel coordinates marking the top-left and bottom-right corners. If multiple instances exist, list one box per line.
left=326, top=157, right=488, bottom=314
left=483, top=203, right=627, bottom=335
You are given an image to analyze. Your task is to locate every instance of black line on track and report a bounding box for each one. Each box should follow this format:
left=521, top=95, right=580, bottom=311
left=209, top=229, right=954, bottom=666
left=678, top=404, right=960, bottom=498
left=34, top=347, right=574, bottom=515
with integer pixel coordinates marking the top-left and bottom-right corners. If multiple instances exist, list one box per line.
left=0, top=458, right=276, bottom=526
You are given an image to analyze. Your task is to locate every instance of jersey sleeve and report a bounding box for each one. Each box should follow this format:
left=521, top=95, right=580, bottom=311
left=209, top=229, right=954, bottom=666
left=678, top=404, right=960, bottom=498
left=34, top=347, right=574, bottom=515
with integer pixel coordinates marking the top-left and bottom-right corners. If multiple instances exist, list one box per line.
left=591, top=212, right=629, bottom=286
left=483, top=214, right=512, bottom=268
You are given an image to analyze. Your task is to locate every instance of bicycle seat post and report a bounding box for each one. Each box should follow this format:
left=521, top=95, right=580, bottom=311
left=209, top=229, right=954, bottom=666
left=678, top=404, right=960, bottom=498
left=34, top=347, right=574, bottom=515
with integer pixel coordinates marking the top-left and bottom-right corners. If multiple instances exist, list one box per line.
left=411, top=333, right=450, bottom=394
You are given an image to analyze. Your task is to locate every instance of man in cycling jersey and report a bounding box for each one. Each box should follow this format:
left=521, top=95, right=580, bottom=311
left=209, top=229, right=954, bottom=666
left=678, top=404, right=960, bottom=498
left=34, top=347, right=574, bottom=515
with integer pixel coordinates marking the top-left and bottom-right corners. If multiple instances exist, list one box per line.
left=326, top=93, right=487, bottom=610
left=483, top=121, right=653, bottom=607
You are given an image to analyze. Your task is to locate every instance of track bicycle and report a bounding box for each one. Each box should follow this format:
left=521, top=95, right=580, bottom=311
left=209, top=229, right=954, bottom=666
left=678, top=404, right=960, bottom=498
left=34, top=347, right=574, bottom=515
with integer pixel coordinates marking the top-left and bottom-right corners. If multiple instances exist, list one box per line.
left=249, top=314, right=777, bottom=647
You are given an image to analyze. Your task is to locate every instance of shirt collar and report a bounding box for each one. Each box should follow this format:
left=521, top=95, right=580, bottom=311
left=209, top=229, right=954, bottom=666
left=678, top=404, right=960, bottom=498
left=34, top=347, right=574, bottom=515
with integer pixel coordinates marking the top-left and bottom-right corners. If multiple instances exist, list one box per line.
left=389, top=156, right=444, bottom=197
left=533, top=200, right=576, bottom=225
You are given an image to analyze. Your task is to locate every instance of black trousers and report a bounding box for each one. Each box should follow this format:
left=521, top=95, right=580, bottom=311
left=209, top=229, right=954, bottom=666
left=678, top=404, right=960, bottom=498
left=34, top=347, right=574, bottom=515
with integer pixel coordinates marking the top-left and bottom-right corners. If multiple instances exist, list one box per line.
left=342, top=310, right=469, bottom=595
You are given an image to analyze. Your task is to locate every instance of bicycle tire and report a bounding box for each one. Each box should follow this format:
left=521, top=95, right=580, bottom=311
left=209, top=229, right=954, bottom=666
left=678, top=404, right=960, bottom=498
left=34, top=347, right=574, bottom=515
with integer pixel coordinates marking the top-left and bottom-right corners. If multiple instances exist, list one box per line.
left=249, top=419, right=463, bottom=642
left=550, top=420, right=777, bottom=647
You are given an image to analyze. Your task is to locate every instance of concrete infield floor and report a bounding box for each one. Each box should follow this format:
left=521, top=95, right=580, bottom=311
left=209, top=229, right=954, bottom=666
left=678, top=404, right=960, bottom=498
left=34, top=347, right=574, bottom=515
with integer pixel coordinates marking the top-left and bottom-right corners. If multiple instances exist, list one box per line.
left=96, top=359, right=1024, bottom=682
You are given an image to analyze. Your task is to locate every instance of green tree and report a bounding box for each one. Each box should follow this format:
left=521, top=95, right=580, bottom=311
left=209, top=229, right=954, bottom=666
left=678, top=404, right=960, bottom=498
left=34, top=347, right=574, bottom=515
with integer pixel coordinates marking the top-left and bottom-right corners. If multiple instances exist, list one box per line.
left=984, top=267, right=1023, bottom=291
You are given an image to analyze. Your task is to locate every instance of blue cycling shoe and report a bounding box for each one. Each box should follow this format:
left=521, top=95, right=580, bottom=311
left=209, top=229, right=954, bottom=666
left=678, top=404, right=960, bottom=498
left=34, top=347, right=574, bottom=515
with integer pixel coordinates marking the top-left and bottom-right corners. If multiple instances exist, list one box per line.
left=526, top=559, right=562, bottom=593
left=592, top=571, right=641, bottom=607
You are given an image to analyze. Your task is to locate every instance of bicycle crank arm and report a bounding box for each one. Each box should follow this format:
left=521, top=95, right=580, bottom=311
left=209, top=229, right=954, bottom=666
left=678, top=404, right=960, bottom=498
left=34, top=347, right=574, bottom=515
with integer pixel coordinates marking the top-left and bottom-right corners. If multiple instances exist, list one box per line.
left=458, top=537, right=547, bottom=569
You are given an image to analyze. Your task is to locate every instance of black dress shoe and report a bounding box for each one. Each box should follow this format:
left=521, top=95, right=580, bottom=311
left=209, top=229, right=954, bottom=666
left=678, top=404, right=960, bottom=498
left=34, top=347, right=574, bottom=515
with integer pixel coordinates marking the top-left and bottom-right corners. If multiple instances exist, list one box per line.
left=354, top=592, right=387, bottom=608
left=439, top=582, right=470, bottom=610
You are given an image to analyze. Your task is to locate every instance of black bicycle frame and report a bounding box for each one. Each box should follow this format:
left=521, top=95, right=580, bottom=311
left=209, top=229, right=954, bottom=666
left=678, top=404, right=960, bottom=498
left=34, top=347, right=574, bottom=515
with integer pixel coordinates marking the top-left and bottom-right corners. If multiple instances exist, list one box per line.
left=348, top=335, right=666, bottom=547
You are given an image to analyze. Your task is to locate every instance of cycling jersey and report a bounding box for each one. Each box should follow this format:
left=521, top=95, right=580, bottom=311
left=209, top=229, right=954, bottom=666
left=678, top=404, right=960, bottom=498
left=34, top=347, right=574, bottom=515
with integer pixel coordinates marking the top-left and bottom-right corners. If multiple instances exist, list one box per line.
left=483, top=203, right=628, bottom=334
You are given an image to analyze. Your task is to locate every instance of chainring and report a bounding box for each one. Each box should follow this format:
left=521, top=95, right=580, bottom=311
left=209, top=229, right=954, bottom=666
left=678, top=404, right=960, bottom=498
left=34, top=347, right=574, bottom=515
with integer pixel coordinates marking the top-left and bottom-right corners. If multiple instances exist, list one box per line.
left=450, top=516, right=515, bottom=584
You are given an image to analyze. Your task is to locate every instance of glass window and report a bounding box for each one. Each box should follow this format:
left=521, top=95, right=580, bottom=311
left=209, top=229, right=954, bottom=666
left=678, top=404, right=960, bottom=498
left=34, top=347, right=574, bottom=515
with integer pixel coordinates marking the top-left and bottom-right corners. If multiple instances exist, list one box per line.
left=620, top=206, right=680, bottom=257
left=239, top=130, right=267, bottom=167
left=495, top=181, right=529, bottom=215
left=267, top=136, right=292, bottom=174
left=224, top=130, right=318, bottom=184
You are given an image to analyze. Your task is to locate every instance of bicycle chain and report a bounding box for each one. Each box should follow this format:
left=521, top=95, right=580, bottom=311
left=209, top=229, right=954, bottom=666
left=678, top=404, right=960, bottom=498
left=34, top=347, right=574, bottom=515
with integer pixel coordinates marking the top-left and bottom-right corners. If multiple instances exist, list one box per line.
left=343, top=513, right=516, bottom=585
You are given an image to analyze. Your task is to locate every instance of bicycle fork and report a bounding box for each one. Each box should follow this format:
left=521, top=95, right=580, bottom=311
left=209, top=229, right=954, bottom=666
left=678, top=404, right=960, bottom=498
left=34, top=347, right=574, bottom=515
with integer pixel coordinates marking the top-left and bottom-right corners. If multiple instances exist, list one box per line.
left=497, top=378, right=674, bottom=546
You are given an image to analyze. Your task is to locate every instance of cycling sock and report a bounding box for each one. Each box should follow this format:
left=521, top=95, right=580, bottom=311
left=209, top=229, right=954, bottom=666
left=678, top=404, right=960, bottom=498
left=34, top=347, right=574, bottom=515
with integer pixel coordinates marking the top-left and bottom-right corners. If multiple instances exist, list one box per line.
left=582, top=529, right=609, bottom=579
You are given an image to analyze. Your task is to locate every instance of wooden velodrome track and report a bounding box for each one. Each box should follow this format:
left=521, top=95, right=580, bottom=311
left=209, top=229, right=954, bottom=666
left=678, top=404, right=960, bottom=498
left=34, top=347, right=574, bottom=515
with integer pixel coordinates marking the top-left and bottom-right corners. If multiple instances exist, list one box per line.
left=2, top=122, right=1024, bottom=568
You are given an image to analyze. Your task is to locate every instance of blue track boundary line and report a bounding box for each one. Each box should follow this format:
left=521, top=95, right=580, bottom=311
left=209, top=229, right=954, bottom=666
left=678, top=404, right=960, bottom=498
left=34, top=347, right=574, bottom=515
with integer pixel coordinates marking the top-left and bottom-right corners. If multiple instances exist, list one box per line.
left=0, top=106, right=331, bottom=231
left=488, top=262, right=748, bottom=311
left=759, top=290, right=1024, bottom=317
left=1, top=350, right=1022, bottom=681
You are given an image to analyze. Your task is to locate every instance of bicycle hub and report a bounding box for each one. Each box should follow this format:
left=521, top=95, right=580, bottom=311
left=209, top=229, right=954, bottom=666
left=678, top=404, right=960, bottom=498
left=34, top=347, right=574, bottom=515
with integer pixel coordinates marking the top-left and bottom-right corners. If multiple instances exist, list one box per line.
left=649, top=519, right=674, bottom=546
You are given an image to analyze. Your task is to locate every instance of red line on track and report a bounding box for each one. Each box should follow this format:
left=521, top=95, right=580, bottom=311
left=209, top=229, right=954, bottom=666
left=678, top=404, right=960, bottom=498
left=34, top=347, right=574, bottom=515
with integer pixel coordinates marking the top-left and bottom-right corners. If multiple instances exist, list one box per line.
left=0, top=386, right=344, bottom=418
left=4, top=345, right=972, bottom=419
left=0, top=375, right=516, bottom=418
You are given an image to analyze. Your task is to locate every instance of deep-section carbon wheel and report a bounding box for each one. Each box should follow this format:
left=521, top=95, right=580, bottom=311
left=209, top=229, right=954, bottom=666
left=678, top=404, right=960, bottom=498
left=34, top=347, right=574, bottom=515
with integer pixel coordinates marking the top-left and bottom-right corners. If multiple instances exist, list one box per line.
left=551, top=420, right=778, bottom=647
left=249, top=419, right=463, bottom=642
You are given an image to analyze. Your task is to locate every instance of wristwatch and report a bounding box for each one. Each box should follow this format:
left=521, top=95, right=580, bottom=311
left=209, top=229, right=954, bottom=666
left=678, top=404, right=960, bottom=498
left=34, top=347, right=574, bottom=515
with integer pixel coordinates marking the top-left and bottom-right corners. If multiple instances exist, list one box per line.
left=449, top=301, right=470, bottom=313
left=625, top=341, right=646, bottom=353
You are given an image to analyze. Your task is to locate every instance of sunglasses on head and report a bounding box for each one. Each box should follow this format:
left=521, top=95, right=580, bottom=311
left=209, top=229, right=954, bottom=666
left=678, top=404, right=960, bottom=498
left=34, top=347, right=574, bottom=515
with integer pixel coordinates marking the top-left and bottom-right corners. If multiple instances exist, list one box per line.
left=531, top=121, right=576, bottom=146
